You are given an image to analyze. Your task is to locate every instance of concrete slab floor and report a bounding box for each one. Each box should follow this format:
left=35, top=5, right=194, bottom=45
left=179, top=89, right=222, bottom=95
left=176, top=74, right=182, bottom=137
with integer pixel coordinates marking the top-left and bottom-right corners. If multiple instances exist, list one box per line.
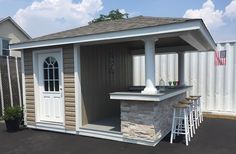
left=0, top=118, right=236, bottom=154
left=83, top=116, right=120, bottom=132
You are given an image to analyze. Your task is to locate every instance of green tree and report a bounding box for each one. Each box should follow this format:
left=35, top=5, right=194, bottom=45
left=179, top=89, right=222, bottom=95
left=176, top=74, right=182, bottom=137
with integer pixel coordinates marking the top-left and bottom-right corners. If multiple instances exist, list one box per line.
left=89, top=9, right=129, bottom=24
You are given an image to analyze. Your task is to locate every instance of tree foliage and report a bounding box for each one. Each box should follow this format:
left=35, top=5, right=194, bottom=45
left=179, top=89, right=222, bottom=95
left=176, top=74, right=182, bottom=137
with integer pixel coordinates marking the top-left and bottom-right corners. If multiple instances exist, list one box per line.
left=89, top=9, right=129, bottom=24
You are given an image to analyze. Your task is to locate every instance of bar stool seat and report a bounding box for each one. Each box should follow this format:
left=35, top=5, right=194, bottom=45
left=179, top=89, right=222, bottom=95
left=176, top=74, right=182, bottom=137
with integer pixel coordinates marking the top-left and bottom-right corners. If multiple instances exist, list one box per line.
left=170, top=103, right=190, bottom=146
left=186, top=97, right=198, bottom=101
left=179, top=99, right=192, bottom=105
left=190, top=95, right=201, bottom=98
left=173, top=103, right=189, bottom=108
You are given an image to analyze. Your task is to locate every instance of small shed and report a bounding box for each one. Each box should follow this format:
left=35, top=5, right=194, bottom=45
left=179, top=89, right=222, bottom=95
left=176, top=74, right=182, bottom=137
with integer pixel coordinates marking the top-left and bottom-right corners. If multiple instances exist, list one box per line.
left=10, top=16, right=216, bottom=146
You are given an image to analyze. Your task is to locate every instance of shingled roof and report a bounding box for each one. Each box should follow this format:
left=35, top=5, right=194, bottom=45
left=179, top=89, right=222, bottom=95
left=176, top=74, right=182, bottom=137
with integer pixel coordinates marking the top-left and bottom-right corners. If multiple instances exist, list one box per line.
left=29, top=16, right=196, bottom=42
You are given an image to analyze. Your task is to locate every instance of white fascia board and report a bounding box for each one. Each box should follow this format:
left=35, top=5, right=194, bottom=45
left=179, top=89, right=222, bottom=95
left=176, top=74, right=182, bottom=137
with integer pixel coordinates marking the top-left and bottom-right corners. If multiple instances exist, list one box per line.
left=198, top=22, right=216, bottom=50
left=180, top=33, right=206, bottom=51
left=10, top=20, right=202, bottom=50
left=217, top=40, right=236, bottom=44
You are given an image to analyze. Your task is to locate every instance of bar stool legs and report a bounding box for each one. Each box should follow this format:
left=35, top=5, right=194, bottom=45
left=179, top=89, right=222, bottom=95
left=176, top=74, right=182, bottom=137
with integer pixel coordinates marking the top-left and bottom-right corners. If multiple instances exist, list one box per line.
left=189, top=96, right=203, bottom=126
left=170, top=96, right=203, bottom=146
left=194, top=101, right=199, bottom=129
left=183, top=108, right=190, bottom=146
left=170, top=104, right=190, bottom=146
left=189, top=105, right=195, bottom=137
left=197, top=97, right=203, bottom=123
left=186, top=97, right=199, bottom=129
left=179, top=99, right=195, bottom=138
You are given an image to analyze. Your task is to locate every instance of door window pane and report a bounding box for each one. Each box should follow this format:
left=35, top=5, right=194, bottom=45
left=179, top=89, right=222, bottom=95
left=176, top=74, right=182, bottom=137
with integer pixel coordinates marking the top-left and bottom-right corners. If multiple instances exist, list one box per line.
left=55, top=81, right=59, bottom=91
left=49, top=68, right=53, bottom=79
left=43, top=57, right=59, bottom=91
left=44, top=81, right=48, bottom=91
left=55, top=69, right=58, bottom=79
left=49, top=81, right=54, bottom=91
left=44, top=69, right=48, bottom=79
left=54, top=61, right=58, bottom=68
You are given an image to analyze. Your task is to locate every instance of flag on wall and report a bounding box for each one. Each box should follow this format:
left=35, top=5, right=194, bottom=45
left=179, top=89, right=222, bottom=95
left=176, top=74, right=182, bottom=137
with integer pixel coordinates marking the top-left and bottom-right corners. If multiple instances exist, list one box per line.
left=215, top=50, right=226, bottom=65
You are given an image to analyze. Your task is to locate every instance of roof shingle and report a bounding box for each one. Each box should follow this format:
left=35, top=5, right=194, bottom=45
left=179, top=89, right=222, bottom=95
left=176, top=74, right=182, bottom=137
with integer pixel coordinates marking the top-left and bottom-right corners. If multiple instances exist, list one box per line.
left=30, top=16, right=196, bottom=43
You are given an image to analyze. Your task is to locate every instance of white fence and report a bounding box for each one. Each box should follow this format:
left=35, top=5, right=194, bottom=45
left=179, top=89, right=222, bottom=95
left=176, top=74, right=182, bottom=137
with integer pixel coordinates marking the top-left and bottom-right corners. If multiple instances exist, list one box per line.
left=0, top=56, right=22, bottom=116
left=133, top=41, right=236, bottom=115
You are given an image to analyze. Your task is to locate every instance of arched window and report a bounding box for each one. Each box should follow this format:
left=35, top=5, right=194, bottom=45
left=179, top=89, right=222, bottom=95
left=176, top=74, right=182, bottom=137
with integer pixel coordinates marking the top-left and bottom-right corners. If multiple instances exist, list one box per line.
left=43, top=57, right=59, bottom=91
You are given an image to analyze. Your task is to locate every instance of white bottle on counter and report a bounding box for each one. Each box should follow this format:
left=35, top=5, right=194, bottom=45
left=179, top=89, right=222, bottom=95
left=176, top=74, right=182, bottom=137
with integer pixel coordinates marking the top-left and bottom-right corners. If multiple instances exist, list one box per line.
left=159, top=78, right=165, bottom=92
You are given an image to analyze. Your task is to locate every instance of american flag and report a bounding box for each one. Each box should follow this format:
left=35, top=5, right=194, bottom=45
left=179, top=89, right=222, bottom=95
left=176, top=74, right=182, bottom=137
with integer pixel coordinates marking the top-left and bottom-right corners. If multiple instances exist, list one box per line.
left=215, top=50, right=226, bottom=65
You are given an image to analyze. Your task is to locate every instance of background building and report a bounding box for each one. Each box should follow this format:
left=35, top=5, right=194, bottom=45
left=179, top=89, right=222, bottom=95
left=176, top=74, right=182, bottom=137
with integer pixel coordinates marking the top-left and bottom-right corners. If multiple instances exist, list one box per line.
left=133, top=41, right=236, bottom=117
left=0, top=16, right=31, bottom=57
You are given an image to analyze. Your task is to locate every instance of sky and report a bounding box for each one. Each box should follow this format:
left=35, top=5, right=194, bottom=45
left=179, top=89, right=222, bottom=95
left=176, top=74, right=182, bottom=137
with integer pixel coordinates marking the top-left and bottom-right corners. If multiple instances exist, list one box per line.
left=0, top=0, right=236, bottom=42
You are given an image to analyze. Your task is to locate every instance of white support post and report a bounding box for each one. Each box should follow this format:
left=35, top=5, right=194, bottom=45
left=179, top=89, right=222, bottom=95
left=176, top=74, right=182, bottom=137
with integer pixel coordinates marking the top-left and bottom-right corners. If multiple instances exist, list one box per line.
left=21, top=52, right=27, bottom=125
left=0, top=64, right=4, bottom=115
left=0, top=38, right=2, bottom=55
left=141, top=37, right=159, bottom=94
left=15, top=57, right=22, bottom=107
left=178, top=52, right=185, bottom=86
left=7, top=56, right=13, bottom=106
left=74, top=44, right=82, bottom=130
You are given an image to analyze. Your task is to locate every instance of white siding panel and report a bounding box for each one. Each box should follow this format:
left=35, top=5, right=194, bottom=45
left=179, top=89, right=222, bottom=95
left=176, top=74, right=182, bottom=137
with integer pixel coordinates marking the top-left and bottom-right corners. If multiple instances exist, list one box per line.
left=156, top=55, right=161, bottom=85
left=199, top=52, right=207, bottom=111
left=174, top=54, right=178, bottom=81
left=207, top=51, right=216, bottom=111
left=234, top=43, right=236, bottom=112
left=133, top=56, right=140, bottom=86
left=140, top=56, right=145, bottom=86
left=133, top=42, right=236, bottom=115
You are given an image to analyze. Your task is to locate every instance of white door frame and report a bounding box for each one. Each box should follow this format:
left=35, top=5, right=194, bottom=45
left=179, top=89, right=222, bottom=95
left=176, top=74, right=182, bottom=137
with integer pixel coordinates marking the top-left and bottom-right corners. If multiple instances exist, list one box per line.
left=33, top=48, right=65, bottom=125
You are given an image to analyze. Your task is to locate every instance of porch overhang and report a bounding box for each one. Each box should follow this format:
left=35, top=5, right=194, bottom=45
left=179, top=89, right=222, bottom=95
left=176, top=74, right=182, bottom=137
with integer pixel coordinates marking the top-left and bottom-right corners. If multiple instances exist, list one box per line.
left=10, top=19, right=216, bottom=51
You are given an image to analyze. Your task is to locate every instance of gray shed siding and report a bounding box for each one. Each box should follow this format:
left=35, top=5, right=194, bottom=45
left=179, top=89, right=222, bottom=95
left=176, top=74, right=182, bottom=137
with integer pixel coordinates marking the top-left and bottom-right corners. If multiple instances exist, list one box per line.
left=80, top=43, right=133, bottom=125
left=63, top=45, right=76, bottom=130
left=24, top=50, right=35, bottom=125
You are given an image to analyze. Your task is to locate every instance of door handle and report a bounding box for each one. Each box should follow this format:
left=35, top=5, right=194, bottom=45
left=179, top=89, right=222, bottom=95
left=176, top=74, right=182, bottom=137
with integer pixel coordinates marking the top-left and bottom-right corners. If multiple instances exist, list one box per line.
left=60, top=88, right=63, bottom=97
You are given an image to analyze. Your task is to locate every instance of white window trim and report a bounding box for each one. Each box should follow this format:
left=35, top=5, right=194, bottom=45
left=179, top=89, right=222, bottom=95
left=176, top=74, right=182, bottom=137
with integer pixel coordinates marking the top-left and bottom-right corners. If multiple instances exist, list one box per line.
left=0, top=37, right=10, bottom=56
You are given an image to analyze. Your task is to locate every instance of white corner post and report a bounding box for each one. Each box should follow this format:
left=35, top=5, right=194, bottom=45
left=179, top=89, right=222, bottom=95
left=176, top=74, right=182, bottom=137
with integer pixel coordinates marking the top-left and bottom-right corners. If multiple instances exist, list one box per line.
left=141, top=37, right=159, bottom=94
left=74, top=44, right=82, bottom=131
left=178, top=52, right=185, bottom=86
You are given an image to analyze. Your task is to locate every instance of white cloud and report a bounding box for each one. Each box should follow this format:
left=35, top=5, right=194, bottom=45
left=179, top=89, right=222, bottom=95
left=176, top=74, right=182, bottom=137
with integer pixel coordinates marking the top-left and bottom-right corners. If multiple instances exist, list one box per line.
left=118, top=9, right=126, bottom=14
left=225, top=0, right=236, bottom=19
left=14, top=0, right=103, bottom=37
left=183, top=0, right=224, bottom=29
left=118, top=9, right=140, bottom=17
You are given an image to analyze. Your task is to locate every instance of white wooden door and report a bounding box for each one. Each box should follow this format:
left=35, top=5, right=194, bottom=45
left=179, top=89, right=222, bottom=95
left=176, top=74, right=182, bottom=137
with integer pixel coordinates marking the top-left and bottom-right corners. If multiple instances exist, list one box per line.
left=38, top=52, right=64, bottom=123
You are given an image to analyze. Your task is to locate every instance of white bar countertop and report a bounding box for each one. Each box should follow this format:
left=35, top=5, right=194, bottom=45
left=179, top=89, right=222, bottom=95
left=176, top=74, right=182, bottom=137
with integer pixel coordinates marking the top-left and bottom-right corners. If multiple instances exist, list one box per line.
left=110, top=86, right=192, bottom=102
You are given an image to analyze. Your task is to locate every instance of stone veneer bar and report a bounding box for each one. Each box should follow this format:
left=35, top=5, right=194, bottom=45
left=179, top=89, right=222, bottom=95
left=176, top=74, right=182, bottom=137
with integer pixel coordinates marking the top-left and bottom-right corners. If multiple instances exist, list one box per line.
left=110, top=86, right=191, bottom=146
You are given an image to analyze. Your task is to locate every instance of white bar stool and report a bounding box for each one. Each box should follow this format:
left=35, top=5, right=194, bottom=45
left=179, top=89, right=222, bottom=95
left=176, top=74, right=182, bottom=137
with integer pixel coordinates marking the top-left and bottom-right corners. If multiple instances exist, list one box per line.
left=179, top=99, right=195, bottom=137
left=186, top=97, right=199, bottom=129
left=170, top=103, right=191, bottom=146
left=190, top=95, right=203, bottom=123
